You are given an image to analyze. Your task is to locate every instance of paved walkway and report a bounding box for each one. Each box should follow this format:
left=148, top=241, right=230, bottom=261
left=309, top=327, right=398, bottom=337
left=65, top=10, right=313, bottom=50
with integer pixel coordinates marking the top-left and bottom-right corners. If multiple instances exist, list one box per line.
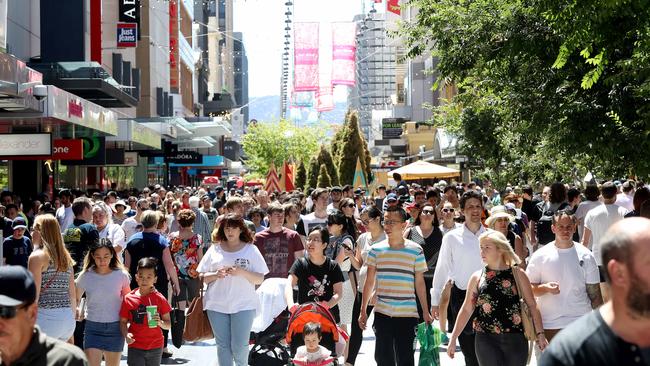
left=117, top=317, right=538, bottom=365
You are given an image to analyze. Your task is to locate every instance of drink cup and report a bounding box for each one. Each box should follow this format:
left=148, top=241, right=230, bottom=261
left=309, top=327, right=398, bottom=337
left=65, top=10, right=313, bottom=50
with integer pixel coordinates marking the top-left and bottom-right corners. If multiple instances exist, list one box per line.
left=146, top=305, right=158, bottom=328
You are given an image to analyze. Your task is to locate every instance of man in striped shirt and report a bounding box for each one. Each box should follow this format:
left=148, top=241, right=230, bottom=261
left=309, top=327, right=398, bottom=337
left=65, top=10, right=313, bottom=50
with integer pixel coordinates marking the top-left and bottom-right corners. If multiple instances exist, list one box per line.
left=359, top=206, right=432, bottom=366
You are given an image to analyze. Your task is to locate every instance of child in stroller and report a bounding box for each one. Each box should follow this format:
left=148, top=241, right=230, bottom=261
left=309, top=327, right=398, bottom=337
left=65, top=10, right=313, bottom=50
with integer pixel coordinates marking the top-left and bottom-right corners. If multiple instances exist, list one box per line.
left=292, top=322, right=335, bottom=366
left=286, top=302, right=344, bottom=364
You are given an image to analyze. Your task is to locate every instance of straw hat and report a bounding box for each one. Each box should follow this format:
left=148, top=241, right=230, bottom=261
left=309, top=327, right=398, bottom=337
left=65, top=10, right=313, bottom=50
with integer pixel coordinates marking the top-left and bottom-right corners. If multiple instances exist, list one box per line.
left=485, top=205, right=514, bottom=228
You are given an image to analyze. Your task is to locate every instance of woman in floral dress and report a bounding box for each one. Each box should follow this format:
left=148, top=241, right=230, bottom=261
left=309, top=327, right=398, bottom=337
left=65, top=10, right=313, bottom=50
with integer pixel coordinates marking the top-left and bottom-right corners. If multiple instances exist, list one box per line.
left=168, top=209, right=204, bottom=310
left=447, top=230, right=547, bottom=366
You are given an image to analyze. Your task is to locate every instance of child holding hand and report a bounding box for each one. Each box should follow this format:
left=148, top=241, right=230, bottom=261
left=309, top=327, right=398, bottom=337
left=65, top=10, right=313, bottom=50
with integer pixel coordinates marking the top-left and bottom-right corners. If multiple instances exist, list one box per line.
left=120, top=257, right=172, bottom=366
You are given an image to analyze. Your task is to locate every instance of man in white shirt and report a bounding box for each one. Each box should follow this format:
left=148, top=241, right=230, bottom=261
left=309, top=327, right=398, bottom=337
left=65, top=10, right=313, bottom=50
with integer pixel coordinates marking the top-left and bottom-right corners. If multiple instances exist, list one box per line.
left=582, top=181, right=628, bottom=301
left=615, top=180, right=635, bottom=212
left=326, top=186, right=343, bottom=214
left=121, top=198, right=149, bottom=242
left=431, top=190, right=485, bottom=366
left=527, top=210, right=602, bottom=346
left=55, top=189, right=74, bottom=234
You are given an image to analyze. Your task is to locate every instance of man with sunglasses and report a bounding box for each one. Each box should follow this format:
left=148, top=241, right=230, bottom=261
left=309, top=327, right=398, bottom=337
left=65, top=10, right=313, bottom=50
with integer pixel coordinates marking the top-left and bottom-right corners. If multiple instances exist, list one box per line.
left=0, top=266, right=87, bottom=366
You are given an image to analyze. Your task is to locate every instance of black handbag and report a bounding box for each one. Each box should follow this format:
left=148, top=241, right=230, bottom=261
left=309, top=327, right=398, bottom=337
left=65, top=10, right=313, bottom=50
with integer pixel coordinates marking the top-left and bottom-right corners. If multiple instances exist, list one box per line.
left=170, top=300, right=185, bottom=349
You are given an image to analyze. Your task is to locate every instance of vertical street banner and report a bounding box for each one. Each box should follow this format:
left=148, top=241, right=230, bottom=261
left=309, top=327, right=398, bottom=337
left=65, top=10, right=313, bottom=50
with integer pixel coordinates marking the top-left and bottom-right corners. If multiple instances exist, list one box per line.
left=316, top=85, right=334, bottom=112
left=331, top=22, right=357, bottom=86
left=294, top=22, right=319, bottom=92
left=169, top=0, right=180, bottom=93
left=352, top=157, right=368, bottom=191
left=280, top=161, right=295, bottom=192
left=265, top=162, right=281, bottom=193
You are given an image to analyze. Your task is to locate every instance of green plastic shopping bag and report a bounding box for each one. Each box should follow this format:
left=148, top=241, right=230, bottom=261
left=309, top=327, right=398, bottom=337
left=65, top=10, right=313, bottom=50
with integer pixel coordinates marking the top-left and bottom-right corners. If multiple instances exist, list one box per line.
left=417, top=322, right=448, bottom=366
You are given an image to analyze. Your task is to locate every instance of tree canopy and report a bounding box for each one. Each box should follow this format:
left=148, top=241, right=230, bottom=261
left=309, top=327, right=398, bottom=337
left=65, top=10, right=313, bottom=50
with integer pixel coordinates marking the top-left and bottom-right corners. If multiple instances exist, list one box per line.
left=400, top=0, right=650, bottom=184
left=241, top=120, right=327, bottom=175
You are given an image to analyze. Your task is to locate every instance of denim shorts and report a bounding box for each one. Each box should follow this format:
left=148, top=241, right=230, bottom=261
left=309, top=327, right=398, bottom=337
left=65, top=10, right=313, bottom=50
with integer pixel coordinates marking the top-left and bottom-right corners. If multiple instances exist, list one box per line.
left=84, top=320, right=124, bottom=352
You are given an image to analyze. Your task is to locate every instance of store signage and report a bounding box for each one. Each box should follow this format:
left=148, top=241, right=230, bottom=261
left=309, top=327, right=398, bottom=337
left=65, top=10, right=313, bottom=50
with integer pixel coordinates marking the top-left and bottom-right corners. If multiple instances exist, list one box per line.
left=61, top=137, right=106, bottom=166
left=117, top=23, right=137, bottom=47
left=68, top=100, right=83, bottom=118
left=0, top=133, right=51, bottom=157
left=52, top=139, right=83, bottom=160
left=165, top=151, right=201, bottom=164
left=382, top=118, right=406, bottom=140
left=119, top=0, right=139, bottom=23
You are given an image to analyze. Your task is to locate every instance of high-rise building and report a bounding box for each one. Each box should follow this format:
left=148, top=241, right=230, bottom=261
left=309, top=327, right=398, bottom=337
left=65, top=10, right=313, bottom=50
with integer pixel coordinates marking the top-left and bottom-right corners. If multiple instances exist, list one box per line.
left=233, top=32, right=249, bottom=124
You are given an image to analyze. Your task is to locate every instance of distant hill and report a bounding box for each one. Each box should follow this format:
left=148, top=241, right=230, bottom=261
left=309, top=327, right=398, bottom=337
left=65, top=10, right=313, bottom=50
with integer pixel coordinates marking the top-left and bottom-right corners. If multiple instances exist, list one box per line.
left=248, top=95, right=349, bottom=124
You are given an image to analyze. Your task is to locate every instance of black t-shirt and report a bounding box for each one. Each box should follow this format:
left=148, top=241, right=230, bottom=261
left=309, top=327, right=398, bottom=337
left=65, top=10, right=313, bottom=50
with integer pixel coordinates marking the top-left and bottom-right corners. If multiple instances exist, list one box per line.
left=540, top=310, right=650, bottom=366
left=521, top=198, right=536, bottom=222
left=125, top=232, right=169, bottom=290
left=2, top=236, right=32, bottom=267
left=63, top=219, right=99, bottom=275
left=289, top=257, right=344, bottom=321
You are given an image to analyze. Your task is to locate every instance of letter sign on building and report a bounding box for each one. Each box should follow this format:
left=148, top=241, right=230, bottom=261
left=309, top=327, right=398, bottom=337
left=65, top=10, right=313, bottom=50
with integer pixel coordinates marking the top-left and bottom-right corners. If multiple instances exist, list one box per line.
left=119, top=0, right=140, bottom=39
left=117, top=23, right=137, bottom=47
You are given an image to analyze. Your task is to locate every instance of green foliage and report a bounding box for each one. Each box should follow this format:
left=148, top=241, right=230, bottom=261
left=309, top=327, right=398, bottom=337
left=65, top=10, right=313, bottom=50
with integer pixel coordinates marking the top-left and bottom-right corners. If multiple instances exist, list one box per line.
left=399, top=0, right=650, bottom=183
left=317, top=165, right=331, bottom=188
left=241, top=120, right=326, bottom=174
left=295, top=160, right=307, bottom=191
left=317, top=145, right=339, bottom=186
left=334, top=110, right=372, bottom=186
left=307, top=157, right=320, bottom=190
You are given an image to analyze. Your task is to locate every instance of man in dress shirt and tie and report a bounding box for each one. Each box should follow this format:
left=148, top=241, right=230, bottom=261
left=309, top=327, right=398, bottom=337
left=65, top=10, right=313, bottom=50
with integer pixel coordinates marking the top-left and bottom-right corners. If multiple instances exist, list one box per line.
left=431, top=190, right=486, bottom=366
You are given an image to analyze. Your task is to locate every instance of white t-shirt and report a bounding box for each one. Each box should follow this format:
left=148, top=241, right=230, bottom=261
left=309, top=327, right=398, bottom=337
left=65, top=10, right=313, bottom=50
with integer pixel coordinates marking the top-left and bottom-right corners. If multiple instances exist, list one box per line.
left=297, top=212, right=328, bottom=237
left=356, top=231, right=387, bottom=292
left=197, top=243, right=269, bottom=314
left=99, top=223, right=126, bottom=251
left=526, top=242, right=600, bottom=329
left=584, top=204, right=628, bottom=265
left=76, top=268, right=131, bottom=323
left=615, top=192, right=634, bottom=212
left=574, top=201, right=602, bottom=245
left=121, top=217, right=141, bottom=242
left=56, top=206, right=74, bottom=234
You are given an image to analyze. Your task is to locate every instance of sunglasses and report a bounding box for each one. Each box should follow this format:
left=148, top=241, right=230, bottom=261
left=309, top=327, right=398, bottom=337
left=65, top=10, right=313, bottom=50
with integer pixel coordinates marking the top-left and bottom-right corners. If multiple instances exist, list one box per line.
left=0, top=304, right=25, bottom=319
left=344, top=203, right=355, bottom=208
left=421, top=210, right=435, bottom=215
left=442, top=208, right=455, bottom=213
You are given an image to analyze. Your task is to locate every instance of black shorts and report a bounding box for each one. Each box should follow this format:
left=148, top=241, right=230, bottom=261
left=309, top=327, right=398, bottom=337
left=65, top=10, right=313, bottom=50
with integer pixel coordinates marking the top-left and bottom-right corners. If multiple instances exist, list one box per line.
left=598, top=265, right=606, bottom=283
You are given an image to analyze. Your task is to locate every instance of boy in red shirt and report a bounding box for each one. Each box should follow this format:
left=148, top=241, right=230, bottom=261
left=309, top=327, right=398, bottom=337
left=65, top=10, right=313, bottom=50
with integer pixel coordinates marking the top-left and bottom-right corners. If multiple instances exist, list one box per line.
left=120, top=257, right=172, bottom=366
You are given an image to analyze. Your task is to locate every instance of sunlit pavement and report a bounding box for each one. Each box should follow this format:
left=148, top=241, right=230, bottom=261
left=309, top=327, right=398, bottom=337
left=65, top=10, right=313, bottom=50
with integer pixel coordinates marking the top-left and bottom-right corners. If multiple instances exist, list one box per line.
left=117, top=316, right=538, bottom=365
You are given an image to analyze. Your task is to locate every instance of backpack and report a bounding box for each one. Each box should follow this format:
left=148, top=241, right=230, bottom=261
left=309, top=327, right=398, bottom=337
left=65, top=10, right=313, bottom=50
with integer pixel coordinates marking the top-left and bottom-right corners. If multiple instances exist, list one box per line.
left=535, top=201, right=569, bottom=245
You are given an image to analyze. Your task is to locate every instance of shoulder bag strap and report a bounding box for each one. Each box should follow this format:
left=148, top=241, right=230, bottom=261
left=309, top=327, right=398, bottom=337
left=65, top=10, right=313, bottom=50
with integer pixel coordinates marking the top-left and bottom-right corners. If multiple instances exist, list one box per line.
left=42, top=267, right=60, bottom=292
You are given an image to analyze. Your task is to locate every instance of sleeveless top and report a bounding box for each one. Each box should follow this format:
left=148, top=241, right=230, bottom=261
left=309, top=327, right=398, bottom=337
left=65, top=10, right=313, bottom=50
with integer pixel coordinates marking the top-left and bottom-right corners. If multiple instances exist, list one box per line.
left=38, top=264, right=73, bottom=309
left=407, top=226, right=443, bottom=277
left=472, top=266, right=524, bottom=334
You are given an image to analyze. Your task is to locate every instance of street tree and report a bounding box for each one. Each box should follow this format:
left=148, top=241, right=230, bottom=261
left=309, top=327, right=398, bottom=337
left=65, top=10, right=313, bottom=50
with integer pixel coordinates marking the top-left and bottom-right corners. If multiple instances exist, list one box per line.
left=307, top=157, right=320, bottom=190
left=399, top=0, right=650, bottom=183
left=317, top=145, right=339, bottom=186
left=335, top=110, right=372, bottom=186
left=295, top=160, right=307, bottom=191
left=317, top=165, right=331, bottom=188
left=241, top=120, right=326, bottom=174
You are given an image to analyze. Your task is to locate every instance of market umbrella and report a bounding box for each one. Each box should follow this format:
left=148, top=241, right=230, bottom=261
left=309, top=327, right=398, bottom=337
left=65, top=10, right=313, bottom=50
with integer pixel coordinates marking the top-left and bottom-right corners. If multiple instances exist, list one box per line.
left=387, top=160, right=460, bottom=180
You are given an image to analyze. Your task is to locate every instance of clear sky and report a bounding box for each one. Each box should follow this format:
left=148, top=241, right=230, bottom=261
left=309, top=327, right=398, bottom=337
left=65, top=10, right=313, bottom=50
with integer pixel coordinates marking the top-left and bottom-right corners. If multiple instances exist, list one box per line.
left=234, top=0, right=375, bottom=98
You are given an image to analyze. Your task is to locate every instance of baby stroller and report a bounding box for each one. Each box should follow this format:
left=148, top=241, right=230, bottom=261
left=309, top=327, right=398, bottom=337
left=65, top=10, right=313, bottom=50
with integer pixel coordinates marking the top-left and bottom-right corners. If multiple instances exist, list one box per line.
left=249, top=278, right=292, bottom=366
left=286, top=302, right=344, bottom=363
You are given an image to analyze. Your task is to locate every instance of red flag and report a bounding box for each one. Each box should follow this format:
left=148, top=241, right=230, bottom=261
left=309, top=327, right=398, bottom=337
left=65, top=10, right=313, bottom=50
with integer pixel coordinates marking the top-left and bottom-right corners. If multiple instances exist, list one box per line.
left=283, top=162, right=295, bottom=192
left=387, top=0, right=400, bottom=15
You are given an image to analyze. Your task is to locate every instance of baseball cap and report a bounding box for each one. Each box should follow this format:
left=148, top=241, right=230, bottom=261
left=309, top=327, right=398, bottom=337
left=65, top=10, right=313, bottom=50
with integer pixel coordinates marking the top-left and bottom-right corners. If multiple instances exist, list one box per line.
left=354, top=188, right=364, bottom=195
left=331, top=186, right=342, bottom=192
left=215, top=186, right=224, bottom=192
left=12, top=217, right=27, bottom=230
left=386, top=193, right=398, bottom=202
left=0, top=266, right=36, bottom=306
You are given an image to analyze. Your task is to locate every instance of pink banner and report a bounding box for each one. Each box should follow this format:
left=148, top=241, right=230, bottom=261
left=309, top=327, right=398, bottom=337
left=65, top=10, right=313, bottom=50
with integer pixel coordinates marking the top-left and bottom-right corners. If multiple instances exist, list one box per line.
left=316, top=85, right=334, bottom=112
left=332, top=22, right=357, bottom=86
left=294, top=22, right=320, bottom=92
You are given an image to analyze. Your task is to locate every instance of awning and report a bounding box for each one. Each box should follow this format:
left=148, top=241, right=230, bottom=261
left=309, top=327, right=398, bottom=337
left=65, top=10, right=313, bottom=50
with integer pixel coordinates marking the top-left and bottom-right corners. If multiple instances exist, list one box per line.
left=387, top=160, right=460, bottom=180
left=44, top=85, right=119, bottom=136
left=107, top=120, right=162, bottom=149
left=0, top=53, right=44, bottom=113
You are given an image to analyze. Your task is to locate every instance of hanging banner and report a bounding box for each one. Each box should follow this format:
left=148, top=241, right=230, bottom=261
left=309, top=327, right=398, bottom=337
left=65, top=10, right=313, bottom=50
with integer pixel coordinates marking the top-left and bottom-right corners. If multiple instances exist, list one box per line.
left=291, top=91, right=314, bottom=108
left=315, top=85, right=334, bottom=112
left=169, top=0, right=180, bottom=93
left=294, top=22, right=319, bottom=92
left=387, top=0, right=401, bottom=15
left=332, top=22, right=356, bottom=86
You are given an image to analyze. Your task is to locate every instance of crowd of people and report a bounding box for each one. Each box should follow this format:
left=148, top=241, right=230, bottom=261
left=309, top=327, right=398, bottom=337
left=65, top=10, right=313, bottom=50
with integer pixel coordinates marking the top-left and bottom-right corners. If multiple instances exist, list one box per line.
left=0, top=177, right=649, bottom=366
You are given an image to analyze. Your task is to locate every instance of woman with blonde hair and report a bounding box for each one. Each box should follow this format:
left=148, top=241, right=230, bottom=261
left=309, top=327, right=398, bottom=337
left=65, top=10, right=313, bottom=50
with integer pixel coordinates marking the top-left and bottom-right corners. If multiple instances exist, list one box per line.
left=27, top=214, right=77, bottom=342
left=93, top=202, right=126, bottom=255
left=486, top=205, right=528, bottom=267
left=447, top=230, right=547, bottom=366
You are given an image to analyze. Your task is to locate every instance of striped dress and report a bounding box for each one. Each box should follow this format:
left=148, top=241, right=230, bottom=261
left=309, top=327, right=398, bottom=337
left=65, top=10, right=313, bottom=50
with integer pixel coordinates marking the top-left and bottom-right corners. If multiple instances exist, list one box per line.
left=366, top=239, right=427, bottom=318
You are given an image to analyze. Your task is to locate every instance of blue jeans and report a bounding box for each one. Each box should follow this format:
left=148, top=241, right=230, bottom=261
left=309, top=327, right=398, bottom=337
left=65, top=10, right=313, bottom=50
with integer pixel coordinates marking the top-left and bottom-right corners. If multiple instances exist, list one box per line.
left=206, top=309, right=256, bottom=366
